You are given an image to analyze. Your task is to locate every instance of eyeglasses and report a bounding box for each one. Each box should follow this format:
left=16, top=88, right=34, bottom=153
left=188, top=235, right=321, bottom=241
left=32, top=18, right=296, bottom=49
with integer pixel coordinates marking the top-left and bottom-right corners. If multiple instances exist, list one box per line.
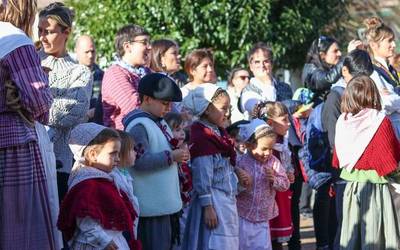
left=129, top=39, right=151, bottom=46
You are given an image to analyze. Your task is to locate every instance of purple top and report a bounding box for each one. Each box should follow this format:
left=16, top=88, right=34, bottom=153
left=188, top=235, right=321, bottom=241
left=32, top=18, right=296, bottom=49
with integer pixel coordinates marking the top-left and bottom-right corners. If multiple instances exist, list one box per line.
left=236, top=153, right=290, bottom=223
left=0, top=45, right=53, bottom=148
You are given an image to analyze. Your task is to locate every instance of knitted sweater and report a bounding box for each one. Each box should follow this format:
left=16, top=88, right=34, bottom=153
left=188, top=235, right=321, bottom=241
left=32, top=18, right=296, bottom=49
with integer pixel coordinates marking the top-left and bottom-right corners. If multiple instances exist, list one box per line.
left=39, top=50, right=92, bottom=173
left=332, top=117, right=400, bottom=177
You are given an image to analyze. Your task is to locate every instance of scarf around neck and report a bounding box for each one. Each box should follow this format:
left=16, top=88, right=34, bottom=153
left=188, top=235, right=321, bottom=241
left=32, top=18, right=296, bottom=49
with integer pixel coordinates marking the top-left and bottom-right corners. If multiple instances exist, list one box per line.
left=190, top=121, right=236, bottom=166
left=335, top=108, right=385, bottom=172
left=114, top=58, right=150, bottom=78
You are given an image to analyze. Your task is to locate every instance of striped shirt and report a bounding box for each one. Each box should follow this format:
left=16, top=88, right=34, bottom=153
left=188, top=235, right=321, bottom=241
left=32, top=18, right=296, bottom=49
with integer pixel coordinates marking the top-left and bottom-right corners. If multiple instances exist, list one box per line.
left=102, top=64, right=141, bottom=129
left=0, top=45, right=52, bottom=148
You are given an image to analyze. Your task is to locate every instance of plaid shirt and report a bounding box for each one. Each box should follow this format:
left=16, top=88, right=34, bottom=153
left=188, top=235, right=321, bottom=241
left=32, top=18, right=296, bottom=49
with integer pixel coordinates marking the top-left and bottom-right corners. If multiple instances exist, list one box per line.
left=0, top=45, right=52, bottom=148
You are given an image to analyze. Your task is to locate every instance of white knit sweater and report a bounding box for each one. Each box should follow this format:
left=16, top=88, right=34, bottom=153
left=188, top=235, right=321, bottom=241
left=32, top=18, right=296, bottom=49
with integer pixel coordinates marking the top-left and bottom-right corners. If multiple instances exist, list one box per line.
left=39, top=50, right=93, bottom=173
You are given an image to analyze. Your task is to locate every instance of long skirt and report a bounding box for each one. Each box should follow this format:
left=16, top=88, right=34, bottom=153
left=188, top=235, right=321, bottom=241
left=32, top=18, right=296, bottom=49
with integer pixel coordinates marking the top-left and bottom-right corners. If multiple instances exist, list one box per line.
left=0, top=141, right=56, bottom=249
left=269, top=189, right=293, bottom=243
left=340, top=181, right=400, bottom=250
left=182, top=189, right=239, bottom=250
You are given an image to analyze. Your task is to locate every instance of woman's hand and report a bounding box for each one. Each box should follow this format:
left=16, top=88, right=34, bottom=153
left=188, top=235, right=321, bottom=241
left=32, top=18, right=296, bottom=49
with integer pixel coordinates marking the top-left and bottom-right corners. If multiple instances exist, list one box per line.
left=203, top=205, right=218, bottom=229
left=347, top=39, right=364, bottom=53
left=5, top=80, right=22, bottom=111
left=287, top=171, right=295, bottom=184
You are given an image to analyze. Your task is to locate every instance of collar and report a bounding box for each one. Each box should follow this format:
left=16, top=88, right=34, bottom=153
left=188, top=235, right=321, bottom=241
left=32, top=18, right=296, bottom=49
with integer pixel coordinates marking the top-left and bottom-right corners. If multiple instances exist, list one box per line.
left=0, top=22, right=33, bottom=59
left=68, top=166, right=112, bottom=190
left=114, top=58, right=150, bottom=78
left=374, top=56, right=389, bottom=70
left=250, top=77, right=277, bottom=89
left=331, top=77, right=346, bottom=89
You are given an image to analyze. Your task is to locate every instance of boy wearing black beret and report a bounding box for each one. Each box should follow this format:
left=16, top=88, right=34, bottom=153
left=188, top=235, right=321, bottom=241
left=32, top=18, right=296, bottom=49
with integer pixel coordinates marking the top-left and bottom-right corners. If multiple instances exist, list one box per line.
left=123, top=73, right=189, bottom=250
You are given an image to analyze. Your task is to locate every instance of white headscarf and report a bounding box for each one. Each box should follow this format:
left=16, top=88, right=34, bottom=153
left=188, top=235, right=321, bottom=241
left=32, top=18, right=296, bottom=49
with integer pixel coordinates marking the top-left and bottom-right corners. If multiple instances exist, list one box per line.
left=238, top=118, right=272, bottom=142
left=68, top=122, right=107, bottom=172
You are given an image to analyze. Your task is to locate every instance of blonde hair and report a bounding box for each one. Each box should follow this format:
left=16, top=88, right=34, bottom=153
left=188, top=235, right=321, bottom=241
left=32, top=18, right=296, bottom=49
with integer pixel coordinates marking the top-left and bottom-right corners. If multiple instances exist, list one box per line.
left=117, top=130, right=135, bottom=167
left=363, top=17, right=395, bottom=56
left=0, top=0, right=37, bottom=37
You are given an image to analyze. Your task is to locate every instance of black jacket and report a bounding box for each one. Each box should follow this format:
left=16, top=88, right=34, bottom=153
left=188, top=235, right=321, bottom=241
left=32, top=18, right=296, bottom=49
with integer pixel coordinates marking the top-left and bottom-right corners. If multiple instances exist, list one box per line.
left=321, top=86, right=345, bottom=149
left=301, top=60, right=343, bottom=102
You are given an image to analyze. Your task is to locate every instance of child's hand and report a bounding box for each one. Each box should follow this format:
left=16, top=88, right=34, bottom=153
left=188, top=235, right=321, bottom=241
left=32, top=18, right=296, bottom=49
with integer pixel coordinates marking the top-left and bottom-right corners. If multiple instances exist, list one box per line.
left=287, top=171, right=295, bottom=184
left=105, top=240, right=118, bottom=250
left=203, top=205, right=218, bottom=229
left=236, top=168, right=253, bottom=189
left=172, top=148, right=190, bottom=163
left=266, top=168, right=275, bottom=183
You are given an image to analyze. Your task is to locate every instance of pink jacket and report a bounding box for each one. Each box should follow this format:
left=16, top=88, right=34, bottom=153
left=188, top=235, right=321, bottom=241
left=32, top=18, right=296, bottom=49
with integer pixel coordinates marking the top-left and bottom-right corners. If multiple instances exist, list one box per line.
left=236, top=153, right=289, bottom=223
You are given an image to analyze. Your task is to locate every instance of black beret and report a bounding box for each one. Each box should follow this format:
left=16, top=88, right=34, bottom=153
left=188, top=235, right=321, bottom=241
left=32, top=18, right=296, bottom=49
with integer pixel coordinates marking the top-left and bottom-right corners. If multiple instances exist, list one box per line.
left=138, top=73, right=182, bottom=102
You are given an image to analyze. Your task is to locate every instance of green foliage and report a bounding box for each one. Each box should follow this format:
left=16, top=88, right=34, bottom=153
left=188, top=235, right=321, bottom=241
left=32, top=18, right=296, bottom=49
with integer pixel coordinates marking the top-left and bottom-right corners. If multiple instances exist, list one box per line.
left=67, top=0, right=347, bottom=77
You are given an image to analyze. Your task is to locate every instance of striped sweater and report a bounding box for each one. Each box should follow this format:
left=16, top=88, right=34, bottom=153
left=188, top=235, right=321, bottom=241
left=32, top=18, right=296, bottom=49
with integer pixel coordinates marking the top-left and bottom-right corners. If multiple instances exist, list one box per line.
left=102, top=64, right=141, bottom=129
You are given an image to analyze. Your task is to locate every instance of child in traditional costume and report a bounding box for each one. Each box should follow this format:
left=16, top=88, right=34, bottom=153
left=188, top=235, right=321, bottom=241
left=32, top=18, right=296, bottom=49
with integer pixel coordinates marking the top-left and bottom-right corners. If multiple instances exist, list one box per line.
left=333, top=75, right=400, bottom=250
left=57, top=123, right=141, bottom=250
left=236, top=119, right=290, bottom=250
left=181, top=83, right=250, bottom=250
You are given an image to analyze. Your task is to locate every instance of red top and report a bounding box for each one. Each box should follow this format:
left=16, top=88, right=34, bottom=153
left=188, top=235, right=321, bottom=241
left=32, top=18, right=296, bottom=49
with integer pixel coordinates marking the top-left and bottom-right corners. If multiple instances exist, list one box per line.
left=57, top=178, right=141, bottom=249
left=332, top=117, right=400, bottom=177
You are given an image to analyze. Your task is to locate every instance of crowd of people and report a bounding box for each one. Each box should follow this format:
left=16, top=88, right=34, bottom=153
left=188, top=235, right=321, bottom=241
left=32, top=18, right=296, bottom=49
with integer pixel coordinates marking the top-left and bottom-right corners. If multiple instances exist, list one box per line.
left=1, top=1, right=400, bottom=250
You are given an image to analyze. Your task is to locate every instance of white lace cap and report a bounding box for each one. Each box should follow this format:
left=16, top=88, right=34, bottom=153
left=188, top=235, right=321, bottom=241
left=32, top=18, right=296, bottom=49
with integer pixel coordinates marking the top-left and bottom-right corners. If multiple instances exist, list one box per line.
left=69, top=122, right=107, bottom=162
left=182, top=83, right=221, bottom=116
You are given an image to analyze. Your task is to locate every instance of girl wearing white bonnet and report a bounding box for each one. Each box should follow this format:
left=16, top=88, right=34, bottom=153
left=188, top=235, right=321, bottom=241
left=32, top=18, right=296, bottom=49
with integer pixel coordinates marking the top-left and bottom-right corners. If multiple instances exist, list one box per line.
left=58, top=123, right=141, bottom=249
left=181, top=83, right=251, bottom=250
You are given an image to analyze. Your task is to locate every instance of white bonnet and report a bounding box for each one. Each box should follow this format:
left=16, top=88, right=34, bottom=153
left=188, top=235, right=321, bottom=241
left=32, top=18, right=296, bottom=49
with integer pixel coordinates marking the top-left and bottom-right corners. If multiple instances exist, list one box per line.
left=238, top=118, right=272, bottom=142
left=182, top=83, right=221, bottom=117
left=69, top=122, right=107, bottom=162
